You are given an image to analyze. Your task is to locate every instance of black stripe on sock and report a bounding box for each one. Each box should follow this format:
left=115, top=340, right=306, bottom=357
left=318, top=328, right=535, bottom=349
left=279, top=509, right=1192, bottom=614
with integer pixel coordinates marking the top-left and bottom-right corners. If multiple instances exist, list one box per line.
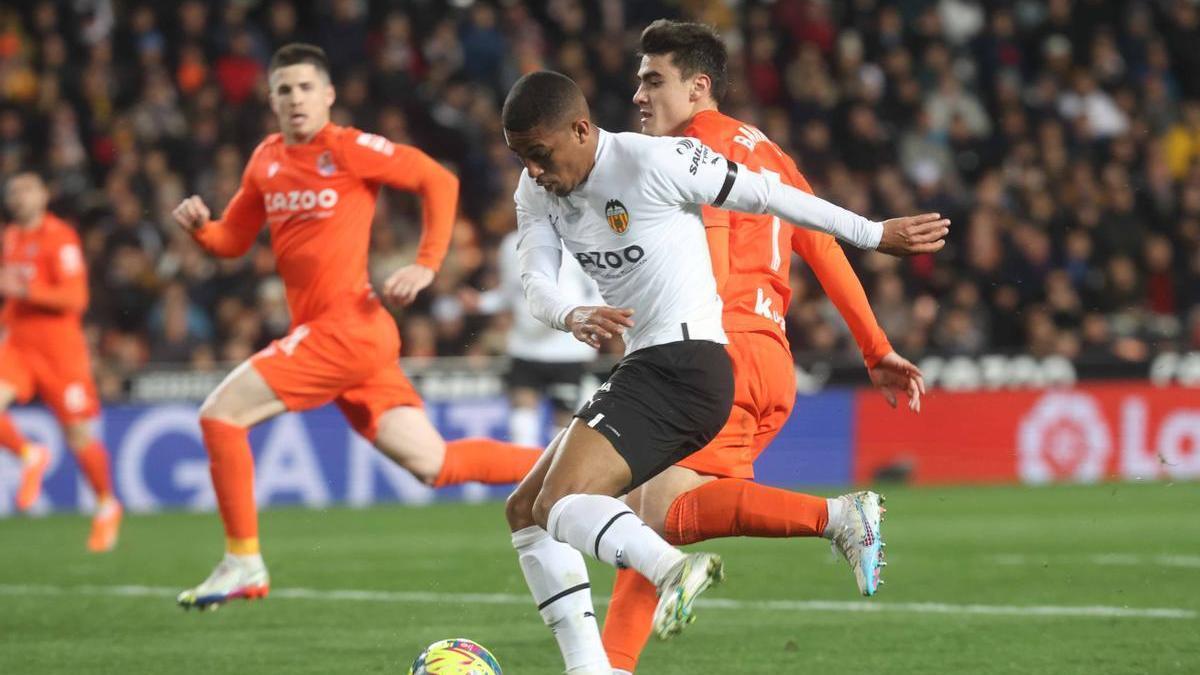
left=537, top=582, right=591, bottom=611
left=712, top=159, right=738, bottom=208
left=594, top=510, right=634, bottom=560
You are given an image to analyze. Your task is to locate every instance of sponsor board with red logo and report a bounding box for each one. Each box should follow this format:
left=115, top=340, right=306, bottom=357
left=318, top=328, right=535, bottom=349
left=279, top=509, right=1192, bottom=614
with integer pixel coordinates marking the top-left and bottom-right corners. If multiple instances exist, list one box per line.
left=854, top=382, right=1200, bottom=485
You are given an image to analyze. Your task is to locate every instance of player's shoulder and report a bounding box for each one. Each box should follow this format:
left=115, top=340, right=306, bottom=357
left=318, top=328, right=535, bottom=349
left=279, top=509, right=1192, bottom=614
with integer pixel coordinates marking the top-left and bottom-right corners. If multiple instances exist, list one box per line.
left=686, top=110, right=758, bottom=159
left=602, top=131, right=696, bottom=179
left=335, top=124, right=400, bottom=157
left=43, top=213, right=80, bottom=242
left=245, top=133, right=284, bottom=166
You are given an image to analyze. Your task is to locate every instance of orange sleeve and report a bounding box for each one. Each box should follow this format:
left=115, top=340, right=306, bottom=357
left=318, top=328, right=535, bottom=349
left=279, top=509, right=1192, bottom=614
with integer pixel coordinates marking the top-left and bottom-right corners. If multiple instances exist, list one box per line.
left=702, top=205, right=731, bottom=294
left=193, top=158, right=266, bottom=258
left=23, top=231, right=87, bottom=313
left=792, top=228, right=892, bottom=367
left=339, top=132, right=459, bottom=272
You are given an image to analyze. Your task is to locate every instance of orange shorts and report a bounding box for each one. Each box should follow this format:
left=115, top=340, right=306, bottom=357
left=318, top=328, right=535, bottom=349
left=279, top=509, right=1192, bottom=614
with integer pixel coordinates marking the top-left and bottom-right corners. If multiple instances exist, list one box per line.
left=251, top=303, right=422, bottom=441
left=0, top=336, right=100, bottom=424
left=675, top=331, right=796, bottom=479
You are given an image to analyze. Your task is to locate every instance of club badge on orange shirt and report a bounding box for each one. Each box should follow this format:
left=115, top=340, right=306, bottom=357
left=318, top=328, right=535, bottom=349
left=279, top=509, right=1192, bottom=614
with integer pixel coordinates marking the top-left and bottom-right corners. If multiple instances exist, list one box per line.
left=317, top=151, right=337, bottom=177
left=605, top=199, right=629, bottom=235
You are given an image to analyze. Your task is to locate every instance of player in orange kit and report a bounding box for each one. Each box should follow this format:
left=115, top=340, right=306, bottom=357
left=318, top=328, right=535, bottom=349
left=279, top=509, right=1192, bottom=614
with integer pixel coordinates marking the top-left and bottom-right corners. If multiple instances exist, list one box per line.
left=601, top=21, right=940, bottom=671
left=171, top=44, right=542, bottom=610
left=0, top=171, right=122, bottom=552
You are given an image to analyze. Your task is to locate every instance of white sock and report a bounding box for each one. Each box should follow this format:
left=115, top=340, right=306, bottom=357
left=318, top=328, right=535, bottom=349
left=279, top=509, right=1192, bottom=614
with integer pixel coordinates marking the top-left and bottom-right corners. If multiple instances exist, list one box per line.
left=510, top=407, right=542, bottom=447
left=547, top=493, right=684, bottom=587
left=613, top=671, right=633, bottom=675
left=226, top=551, right=265, bottom=569
left=512, top=526, right=609, bottom=673
left=823, top=497, right=845, bottom=539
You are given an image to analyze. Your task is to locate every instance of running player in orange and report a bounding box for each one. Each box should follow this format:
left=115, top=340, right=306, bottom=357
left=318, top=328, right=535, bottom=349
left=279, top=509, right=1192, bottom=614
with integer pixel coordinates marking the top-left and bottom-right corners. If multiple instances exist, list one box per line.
left=171, top=44, right=542, bottom=610
left=602, top=21, right=940, bottom=672
left=0, top=171, right=122, bottom=552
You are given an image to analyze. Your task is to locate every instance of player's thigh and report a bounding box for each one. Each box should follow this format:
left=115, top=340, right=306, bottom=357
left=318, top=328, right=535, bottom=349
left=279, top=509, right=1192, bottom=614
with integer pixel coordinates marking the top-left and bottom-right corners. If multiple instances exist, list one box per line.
left=371, top=406, right=444, bottom=483
left=675, top=333, right=793, bottom=478
left=0, top=342, right=34, bottom=409
left=628, top=465, right=715, bottom=535
left=506, top=430, right=563, bottom=530
left=232, top=318, right=389, bottom=424
left=335, top=361, right=424, bottom=442
left=200, top=360, right=288, bottom=427
left=751, top=339, right=797, bottom=456
left=532, top=421, right=632, bottom=524
left=32, top=355, right=100, bottom=428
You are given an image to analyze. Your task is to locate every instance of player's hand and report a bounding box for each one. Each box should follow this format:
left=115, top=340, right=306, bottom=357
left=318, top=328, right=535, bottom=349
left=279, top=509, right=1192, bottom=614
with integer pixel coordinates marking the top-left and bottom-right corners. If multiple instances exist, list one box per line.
left=0, top=267, right=26, bottom=298
left=565, top=305, right=634, bottom=348
left=876, top=213, right=950, bottom=257
left=172, top=195, right=211, bottom=233
left=383, top=264, right=435, bottom=307
left=868, top=351, right=925, bottom=413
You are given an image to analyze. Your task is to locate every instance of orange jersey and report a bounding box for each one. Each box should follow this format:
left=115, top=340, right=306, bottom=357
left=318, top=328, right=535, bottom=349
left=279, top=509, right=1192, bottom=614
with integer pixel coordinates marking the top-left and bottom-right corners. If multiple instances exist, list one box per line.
left=685, top=110, right=892, bottom=366
left=1, top=213, right=88, bottom=348
left=193, top=123, right=459, bottom=326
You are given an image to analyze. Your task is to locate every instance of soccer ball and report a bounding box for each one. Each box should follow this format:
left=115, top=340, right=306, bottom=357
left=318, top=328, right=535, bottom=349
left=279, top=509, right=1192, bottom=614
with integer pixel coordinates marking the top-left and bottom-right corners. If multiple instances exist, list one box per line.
left=408, top=638, right=502, bottom=675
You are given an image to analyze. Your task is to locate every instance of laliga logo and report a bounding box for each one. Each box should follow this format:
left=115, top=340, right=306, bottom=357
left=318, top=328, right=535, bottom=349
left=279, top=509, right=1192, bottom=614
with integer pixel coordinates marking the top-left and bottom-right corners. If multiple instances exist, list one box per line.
left=1017, top=391, right=1200, bottom=483
left=264, top=188, right=339, bottom=213
left=1017, top=392, right=1111, bottom=484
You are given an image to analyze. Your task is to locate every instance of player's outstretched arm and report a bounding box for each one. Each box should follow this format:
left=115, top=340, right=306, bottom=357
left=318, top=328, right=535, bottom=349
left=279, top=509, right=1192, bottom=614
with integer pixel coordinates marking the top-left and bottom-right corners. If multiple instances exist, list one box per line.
left=173, top=191, right=264, bottom=258
left=792, top=229, right=893, bottom=367
left=649, top=138, right=948, bottom=256
left=868, top=351, right=925, bottom=413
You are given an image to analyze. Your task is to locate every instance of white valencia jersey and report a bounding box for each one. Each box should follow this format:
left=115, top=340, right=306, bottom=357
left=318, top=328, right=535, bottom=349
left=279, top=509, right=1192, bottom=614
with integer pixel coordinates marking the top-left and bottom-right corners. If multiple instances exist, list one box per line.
left=515, top=128, right=884, bottom=354
left=497, top=230, right=600, bottom=362
left=515, top=129, right=732, bottom=354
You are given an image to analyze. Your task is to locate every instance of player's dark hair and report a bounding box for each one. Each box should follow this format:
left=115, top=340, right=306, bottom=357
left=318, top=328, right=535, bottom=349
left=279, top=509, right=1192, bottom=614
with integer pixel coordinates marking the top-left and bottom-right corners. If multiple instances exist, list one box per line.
left=269, top=43, right=331, bottom=77
left=502, top=71, right=588, bottom=133
left=639, top=20, right=729, bottom=103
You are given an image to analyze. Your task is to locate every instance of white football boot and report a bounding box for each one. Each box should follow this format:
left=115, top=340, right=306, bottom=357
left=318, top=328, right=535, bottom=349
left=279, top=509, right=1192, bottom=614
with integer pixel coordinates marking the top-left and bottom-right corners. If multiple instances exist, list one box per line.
left=177, top=553, right=270, bottom=610
left=828, top=491, right=887, bottom=596
left=651, top=552, right=725, bottom=640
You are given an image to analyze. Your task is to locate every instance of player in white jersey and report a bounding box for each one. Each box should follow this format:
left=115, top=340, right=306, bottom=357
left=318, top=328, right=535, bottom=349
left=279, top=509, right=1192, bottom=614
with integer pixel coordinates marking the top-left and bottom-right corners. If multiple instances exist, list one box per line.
left=490, top=229, right=600, bottom=446
left=500, top=71, right=947, bottom=674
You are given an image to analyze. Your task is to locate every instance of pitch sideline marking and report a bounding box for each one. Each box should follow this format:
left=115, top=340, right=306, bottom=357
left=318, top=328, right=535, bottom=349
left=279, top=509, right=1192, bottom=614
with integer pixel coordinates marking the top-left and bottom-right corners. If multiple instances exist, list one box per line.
left=0, top=583, right=1193, bottom=620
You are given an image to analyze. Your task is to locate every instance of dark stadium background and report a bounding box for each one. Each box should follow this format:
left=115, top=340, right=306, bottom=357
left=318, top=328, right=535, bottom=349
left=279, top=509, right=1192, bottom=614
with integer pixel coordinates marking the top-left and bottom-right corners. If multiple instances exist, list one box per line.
left=2, top=0, right=1198, bottom=397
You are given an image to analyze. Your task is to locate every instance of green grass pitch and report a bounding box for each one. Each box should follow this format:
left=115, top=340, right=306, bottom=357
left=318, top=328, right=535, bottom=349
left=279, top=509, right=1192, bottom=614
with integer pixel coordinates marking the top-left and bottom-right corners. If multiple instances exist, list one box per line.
left=1, top=482, right=1197, bottom=674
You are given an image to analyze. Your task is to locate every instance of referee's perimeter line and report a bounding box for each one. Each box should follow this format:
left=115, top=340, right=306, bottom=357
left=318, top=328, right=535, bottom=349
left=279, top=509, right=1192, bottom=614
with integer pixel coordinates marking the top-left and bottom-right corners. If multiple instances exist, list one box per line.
left=0, top=583, right=1193, bottom=620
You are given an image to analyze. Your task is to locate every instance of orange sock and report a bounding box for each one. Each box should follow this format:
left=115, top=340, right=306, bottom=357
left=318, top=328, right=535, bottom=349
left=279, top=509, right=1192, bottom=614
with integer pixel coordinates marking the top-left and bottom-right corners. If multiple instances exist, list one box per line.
left=0, top=413, right=27, bottom=455
left=601, top=567, right=658, bottom=673
left=200, top=418, right=258, bottom=547
left=432, top=438, right=541, bottom=488
left=74, top=441, right=114, bottom=499
left=664, top=478, right=829, bottom=545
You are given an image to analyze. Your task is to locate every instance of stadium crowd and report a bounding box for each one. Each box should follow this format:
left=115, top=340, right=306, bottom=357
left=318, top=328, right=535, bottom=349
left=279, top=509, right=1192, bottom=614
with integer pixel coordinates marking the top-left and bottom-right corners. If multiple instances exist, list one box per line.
left=1, top=0, right=1200, bottom=399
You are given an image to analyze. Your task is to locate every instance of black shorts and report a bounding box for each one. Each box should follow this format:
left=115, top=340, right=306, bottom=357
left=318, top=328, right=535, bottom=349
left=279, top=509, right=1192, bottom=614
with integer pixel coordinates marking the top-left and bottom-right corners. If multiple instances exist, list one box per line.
left=507, top=358, right=588, bottom=413
left=574, top=340, right=734, bottom=490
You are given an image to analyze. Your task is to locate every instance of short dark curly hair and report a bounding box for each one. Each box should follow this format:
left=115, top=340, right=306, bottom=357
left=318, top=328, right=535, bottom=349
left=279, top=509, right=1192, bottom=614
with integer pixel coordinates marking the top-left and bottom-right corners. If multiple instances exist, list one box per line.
left=501, top=70, right=588, bottom=132
left=639, top=20, right=729, bottom=103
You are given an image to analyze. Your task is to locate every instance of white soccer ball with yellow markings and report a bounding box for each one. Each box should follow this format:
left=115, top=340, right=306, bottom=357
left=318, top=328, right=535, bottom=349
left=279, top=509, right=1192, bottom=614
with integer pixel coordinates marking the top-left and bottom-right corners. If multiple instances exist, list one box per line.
left=408, top=638, right=501, bottom=675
